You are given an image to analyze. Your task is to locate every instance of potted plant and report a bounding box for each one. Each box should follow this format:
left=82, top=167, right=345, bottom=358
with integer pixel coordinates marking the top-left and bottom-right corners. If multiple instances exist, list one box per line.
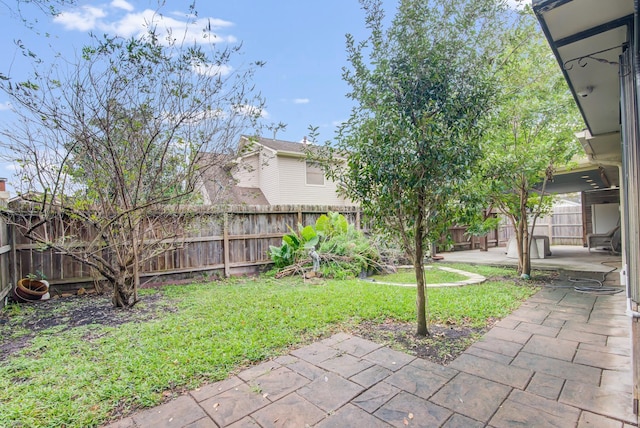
left=15, top=272, right=49, bottom=301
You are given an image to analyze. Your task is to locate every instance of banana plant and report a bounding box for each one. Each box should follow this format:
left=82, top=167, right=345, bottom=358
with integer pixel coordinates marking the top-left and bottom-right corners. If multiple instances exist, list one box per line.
left=269, top=224, right=319, bottom=268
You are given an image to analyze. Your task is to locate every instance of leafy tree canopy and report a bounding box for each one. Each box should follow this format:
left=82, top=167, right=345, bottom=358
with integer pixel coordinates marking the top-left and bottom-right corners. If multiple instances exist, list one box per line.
left=320, top=0, right=512, bottom=335
left=467, top=8, right=582, bottom=275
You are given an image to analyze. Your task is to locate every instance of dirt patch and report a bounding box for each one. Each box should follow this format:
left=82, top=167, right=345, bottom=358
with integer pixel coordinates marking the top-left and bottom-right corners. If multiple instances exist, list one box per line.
left=0, top=292, right=173, bottom=361
left=351, top=319, right=490, bottom=365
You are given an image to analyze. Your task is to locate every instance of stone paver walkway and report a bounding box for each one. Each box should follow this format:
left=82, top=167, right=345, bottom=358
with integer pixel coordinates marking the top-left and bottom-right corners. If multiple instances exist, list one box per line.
left=105, top=284, right=637, bottom=428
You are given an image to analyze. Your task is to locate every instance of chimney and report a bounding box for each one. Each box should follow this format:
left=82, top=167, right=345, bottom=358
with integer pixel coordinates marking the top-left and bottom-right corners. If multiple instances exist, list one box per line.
left=302, top=136, right=307, bottom=145
left=0, top=178, right=9, bottom=205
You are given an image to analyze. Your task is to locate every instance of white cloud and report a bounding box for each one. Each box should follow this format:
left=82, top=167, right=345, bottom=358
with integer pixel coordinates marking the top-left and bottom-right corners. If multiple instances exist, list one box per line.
left=111, top=0, right=134, bottom=12
left=293, top=98, right=310, bottom=104
left=234, top=104, right=269, bottom=119
left=53, top=6, right=107, bottom=31
left=178, top=108, right=227, bottom=124
left=128, top=14, right=236, bottom=45
left=104, top=9, right=159, bottom=37
left=53, top=4, right=236, bottom=46
left=192, top=63, right=233, bottom=77
left=0, top=101, right=12, bottom=111
left=157, top=16, right=236, bottom=45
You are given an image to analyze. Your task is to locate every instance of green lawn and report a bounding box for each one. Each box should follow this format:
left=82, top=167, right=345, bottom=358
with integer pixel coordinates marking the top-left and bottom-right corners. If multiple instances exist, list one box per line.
left=0, top=264, right=537, bottom=427
left=369, top=266, right=468, bottom=284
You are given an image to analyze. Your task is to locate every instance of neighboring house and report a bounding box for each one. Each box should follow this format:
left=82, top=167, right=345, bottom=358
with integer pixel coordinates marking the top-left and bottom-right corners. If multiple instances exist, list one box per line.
left=197, top=152, right=269, bottom=206
left=199, top=136, right=355, bottom=206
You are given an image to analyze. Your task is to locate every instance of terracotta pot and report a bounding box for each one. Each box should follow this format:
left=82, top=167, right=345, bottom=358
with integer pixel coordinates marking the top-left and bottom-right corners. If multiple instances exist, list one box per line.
left=15, top=278, right=49, bottom=301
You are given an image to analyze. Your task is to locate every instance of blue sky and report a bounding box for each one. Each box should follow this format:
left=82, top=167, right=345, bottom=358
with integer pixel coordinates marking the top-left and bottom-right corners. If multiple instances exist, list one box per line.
left=0, top=0, right=525, bottom=191
left=0, top=0, right=401, bottom=189
left=0, top=1, right=395, bottom=136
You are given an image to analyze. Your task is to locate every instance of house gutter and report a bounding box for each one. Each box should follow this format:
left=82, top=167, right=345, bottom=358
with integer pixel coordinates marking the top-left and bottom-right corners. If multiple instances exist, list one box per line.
left=630, top=0, right=640, bottom=318
left=276, top=150, right=307, bottom=159
left=532, top=0, right=596, bottom=137
left=533, top=0, right=634, bottom=139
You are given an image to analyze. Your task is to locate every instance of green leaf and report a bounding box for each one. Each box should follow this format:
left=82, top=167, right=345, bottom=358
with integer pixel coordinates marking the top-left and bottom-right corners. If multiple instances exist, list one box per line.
left=303, top=236, right=319, bottom=249
left=315, top=215, right=329, bottom=233
left=334, top=214, right=348, bottom=235
left=300, top=225, right=317, bottom=243
left=282, top=234, right=300, bottom=249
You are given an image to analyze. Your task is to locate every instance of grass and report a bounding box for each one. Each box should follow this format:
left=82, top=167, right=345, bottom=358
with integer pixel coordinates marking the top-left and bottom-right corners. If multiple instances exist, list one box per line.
left=368, top=266, right=468, bottom=284
left=0, top=264, right=537, bottom=427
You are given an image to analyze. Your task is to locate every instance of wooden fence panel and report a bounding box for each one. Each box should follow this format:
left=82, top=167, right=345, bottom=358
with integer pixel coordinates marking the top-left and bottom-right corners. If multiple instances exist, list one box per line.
left=498, top=205, right=583, bottom=246
left=0, top=217, right=10, bottom=307
left=8, top=205, right=361, bottom=292
left=9, top=203, right=548, bottom=294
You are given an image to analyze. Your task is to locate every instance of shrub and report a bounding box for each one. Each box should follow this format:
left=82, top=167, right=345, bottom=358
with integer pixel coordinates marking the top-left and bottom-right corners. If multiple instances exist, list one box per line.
left=269, top=212, right=380, bottom=278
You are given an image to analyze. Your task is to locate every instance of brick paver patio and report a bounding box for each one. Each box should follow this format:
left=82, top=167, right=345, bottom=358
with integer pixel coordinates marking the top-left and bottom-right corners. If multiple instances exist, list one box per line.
left=105, top=278, right=637, bottom=427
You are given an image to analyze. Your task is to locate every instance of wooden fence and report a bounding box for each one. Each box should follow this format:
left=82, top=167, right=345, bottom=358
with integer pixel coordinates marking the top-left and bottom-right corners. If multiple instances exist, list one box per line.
left=0, top=203, right=584, bottom=307
left=9, top=205, right=361, bottom=296
left=498, top=205, right=583, bottom=246
left=445, top=225, right=500, bottom=251
left=0, top=216, right=11, bottom=307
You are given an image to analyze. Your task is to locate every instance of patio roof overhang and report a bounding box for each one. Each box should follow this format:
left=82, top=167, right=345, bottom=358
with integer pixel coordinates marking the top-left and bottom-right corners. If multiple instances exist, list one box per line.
left=542, top=154, right=615, bottom=194
left=532, top=0, right=633, bottom=194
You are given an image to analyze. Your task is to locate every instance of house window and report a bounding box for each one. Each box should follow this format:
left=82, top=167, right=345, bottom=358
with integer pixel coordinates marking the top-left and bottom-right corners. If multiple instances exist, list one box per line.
left=306, top=161, right=325, bottom=185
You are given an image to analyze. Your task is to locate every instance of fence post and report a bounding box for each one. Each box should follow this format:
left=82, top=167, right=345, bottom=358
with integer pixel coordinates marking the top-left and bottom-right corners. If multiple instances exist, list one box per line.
left=479, top=235, right=488, bottom=251
left=223, top=213, right=230, bottom=278
left=10, top=223, right=16, bottom=287
left=0, top=221, right=12, bottom=306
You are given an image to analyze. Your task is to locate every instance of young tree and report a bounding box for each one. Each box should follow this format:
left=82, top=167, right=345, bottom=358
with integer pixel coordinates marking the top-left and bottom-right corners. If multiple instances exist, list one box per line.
left=475, top=9, right=581, bottom=276
left=0, top=9, right=264, bottom=307
left=326, top=0, right=509, bottom=336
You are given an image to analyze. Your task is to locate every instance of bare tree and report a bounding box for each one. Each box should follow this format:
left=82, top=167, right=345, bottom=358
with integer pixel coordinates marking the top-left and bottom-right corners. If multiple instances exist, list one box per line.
left=0, top=10, right=264, bottom=307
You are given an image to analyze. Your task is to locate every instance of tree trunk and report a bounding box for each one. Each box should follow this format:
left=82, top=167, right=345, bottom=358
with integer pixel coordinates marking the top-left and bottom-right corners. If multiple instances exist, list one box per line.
left=515, top=185, right=532, bottom=276
left=414, top=209, right=429, bottom=336
left=111, top=270, right=136, bottom=308
left=132, top=223, right=141, bottom=304
left=521, top=225, right=531, bottom=276
left=514, top=220, right=524, bottom=275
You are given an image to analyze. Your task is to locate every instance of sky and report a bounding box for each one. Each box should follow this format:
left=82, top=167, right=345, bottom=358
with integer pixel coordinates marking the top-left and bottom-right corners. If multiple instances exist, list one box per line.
left=0, top=0, right=527, bottom=192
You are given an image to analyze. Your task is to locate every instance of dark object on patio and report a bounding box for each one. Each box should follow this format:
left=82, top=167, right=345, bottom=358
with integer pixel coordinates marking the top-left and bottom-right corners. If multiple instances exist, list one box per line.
left=587, top=225, right=620, bottom=253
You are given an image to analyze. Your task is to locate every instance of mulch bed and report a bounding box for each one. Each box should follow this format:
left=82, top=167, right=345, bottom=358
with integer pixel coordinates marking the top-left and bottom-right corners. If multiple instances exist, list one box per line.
left=350, top=319, right=490, bottom=365
left=0, top=292, right=172, bottom=362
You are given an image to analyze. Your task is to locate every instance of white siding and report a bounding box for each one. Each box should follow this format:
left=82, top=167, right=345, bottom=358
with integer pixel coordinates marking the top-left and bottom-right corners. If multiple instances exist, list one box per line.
left=196, top=177, right=211, bottom=205
left=277, top=156, right=355, bottom=206
left=259, top=151, right=280, bottom=204
left=230, top=144, right=355, bottom=206
left=234, top=154, right=260, bottom=188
